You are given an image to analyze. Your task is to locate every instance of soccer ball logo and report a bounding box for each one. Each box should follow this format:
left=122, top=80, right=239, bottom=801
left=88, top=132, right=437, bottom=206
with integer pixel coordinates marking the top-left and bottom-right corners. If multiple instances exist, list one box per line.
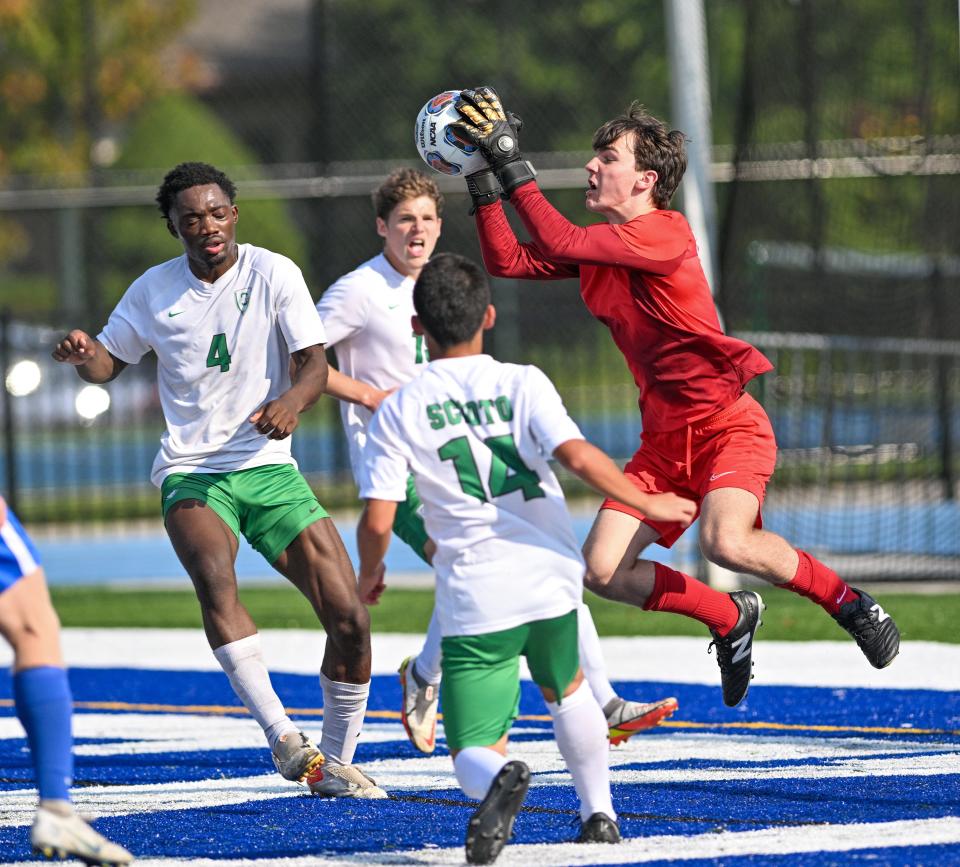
left=414, top=90, right=489, bottom=176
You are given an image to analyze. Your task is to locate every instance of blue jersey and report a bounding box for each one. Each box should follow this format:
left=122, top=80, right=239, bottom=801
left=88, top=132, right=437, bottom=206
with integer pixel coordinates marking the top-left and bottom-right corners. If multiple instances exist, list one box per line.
left=0, top=507, right=41, bottom=592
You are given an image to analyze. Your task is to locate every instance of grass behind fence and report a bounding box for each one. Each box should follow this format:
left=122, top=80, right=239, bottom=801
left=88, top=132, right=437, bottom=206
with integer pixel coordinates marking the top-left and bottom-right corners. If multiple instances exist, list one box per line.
left=48, top=585, right=960, bottom=643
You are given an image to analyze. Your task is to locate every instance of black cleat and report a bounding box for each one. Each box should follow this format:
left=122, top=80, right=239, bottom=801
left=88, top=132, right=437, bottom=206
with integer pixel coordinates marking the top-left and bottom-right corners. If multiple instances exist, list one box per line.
left=465, top=760, right=530, bottom=864
left=833, top=587, right=900, bottom=669
left=576, top=812, right=621, bottom=843
left=709, top=590, right=764, bottom=707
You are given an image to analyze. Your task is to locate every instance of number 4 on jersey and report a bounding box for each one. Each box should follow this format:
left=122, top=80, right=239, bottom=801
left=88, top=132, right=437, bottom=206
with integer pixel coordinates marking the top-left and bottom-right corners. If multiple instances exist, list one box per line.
left=439, top=433, right=544, bottom=502
left=206, top=332, right=232, bottom=372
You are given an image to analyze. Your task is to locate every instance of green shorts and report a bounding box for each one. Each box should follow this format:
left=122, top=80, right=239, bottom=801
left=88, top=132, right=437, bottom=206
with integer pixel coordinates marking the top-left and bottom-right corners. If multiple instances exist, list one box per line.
left=440, top=609, right=579, bottom=751
left=391, top=475, right=430, bottom=564
left=160, top=465, right=329, bottom=564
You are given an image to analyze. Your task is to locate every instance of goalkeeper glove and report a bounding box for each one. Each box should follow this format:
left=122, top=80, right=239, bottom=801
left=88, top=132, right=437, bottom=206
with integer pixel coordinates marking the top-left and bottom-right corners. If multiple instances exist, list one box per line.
left=464, top=167, right=502, bottom=214
left=450, top=86, right=536, bottom=197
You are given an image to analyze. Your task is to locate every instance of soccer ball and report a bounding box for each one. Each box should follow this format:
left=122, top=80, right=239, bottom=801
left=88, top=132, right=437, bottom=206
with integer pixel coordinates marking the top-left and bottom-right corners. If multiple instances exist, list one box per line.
left=414, top=90, right=489, bottom=176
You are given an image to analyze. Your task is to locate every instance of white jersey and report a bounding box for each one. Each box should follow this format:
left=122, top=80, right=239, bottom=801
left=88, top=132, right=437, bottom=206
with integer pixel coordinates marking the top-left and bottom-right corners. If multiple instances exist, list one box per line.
left=316, top=253, right=426, bottom=481
left=98, top=243, right=326, bottom=486
left=360, top=354, right=585, bottom=637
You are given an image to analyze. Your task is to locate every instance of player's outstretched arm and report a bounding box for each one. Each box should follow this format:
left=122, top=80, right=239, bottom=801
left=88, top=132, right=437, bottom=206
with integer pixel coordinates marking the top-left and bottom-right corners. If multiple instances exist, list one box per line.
left=325, top=368, right=393, bottom=412
left=553, top=439, right=697, bottom=526
left=357, top=499, right=398, bottom=605
left=451, top=86, right=537, bottom=199
left=51, top=329, right=126, bottom=383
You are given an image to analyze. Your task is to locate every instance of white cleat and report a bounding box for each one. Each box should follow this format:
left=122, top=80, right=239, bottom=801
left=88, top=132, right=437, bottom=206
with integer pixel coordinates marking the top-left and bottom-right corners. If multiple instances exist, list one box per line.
left=605, top=695, right=679, bottom=745
left=31, top=805, right=133, bottom=866
left=271, top=730, right=324, bottom=783
left=398, top=655, right=439, bottom=754
left=307, top=762, right=388, bottom=799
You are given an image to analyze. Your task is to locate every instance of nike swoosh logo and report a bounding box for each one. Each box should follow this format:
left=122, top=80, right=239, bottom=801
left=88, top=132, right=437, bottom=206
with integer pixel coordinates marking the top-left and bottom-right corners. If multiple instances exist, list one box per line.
left=165, top=489, right=178, bottom=500
left=709, top=471, right=737, bottom=481
left=387, top=303, right=400, bottom=310
left=168, top=310, right=184, bottom=317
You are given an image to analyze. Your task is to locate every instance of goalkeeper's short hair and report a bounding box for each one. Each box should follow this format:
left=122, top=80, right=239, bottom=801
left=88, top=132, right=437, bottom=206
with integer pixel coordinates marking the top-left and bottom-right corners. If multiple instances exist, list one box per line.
left=413, top=253, right=489, bottom=348
left=593, top=102, right=687, bottom=209
left=373, top=168, right=444, bottom=221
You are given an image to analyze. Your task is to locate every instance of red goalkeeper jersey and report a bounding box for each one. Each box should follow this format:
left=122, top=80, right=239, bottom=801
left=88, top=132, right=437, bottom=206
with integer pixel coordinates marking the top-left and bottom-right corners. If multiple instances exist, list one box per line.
left=476, top=182, right=773, bottom=432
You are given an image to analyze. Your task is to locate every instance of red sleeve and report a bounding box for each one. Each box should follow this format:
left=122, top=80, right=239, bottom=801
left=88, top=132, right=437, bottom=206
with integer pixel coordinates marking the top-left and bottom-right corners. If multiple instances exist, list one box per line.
left=475, top=198, right=580, bottom=281
left=509, top=182, right=688, bottom=276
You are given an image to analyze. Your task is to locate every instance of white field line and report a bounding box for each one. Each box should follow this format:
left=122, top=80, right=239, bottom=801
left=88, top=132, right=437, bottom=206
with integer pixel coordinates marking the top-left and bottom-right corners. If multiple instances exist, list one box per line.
left=2, top=816, right=958, bottom=867
left=2, top=714, right=957, bottom=828
left=0, top=630, right=956, bottom=691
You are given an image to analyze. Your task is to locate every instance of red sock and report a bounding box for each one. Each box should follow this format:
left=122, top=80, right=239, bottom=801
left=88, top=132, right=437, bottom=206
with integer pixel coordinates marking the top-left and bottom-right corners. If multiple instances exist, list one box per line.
left=782, top=550, right=858, bottom=615
left=643, top=562, right=740, bottom=635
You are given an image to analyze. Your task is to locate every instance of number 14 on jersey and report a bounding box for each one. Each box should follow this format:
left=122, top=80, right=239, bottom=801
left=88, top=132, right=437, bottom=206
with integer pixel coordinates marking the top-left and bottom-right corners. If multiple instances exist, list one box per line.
left=439, top=434, right=544, bottom=502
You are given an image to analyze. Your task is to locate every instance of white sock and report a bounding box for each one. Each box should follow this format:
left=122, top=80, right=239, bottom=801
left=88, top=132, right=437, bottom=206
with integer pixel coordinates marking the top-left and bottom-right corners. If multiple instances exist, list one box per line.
left=547, top=680, right=616, bottom=822
left=319, top=673, right=369, bottom=766
left=578, top=602, right=616, bottom=708
left=212, top=634, right=297, bottom=749
left=454, top=746, right=508, bottom=800
left=416, top=608, right=443, bottom=684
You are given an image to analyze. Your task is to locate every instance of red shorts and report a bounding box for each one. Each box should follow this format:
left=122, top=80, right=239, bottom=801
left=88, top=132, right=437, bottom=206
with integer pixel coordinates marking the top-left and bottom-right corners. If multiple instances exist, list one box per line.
left=601, top=393, right=777, bottom=548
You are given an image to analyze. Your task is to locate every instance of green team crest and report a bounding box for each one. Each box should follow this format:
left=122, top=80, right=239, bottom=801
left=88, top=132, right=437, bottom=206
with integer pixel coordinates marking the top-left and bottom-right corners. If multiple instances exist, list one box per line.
left=235, top=289, right=251, bottom=313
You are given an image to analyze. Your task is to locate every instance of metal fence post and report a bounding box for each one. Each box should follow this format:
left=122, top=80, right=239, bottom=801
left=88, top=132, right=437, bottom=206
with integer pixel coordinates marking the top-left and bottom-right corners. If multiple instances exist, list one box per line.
left=0, top=310, right=18, bottom=513
left=931, top=264, right=956, bottom=500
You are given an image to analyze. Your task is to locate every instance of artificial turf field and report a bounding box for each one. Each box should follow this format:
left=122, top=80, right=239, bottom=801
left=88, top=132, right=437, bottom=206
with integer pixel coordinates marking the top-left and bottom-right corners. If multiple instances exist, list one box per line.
left=45, top=585, right=960, bottom=643
left=1, top=626, right=958, bottom=866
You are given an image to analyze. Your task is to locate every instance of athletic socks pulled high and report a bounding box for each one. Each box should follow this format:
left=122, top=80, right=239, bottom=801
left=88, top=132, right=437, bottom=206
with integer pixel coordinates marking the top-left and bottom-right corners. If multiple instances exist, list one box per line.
left=14, top=665, right=74, bottom=802
left=415, top=609, right=443, bottom=686
left=212, top=633, right=298, bottom=749
left=782, top=549, right=858, bottom=615
left=454, top=746, right=509, bottom=800
left=319, top=673, right=369, bottom=766
left=643, top=562, right=740, bottom=636
left=577, top=601, right=617, bottom=708
left=547, top=680, right=616, bottom=823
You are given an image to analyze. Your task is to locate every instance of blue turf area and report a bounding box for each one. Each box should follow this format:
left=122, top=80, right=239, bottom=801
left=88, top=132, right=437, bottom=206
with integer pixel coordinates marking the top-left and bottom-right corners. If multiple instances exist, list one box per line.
left=1, top=665, right=958, bottom=864
left=0, top=668, right=955, bottom=733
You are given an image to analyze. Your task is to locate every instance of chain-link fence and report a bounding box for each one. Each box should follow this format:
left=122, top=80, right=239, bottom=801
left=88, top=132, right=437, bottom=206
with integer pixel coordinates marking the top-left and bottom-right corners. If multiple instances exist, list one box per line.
left=0, top=0, right=957, bottom=577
